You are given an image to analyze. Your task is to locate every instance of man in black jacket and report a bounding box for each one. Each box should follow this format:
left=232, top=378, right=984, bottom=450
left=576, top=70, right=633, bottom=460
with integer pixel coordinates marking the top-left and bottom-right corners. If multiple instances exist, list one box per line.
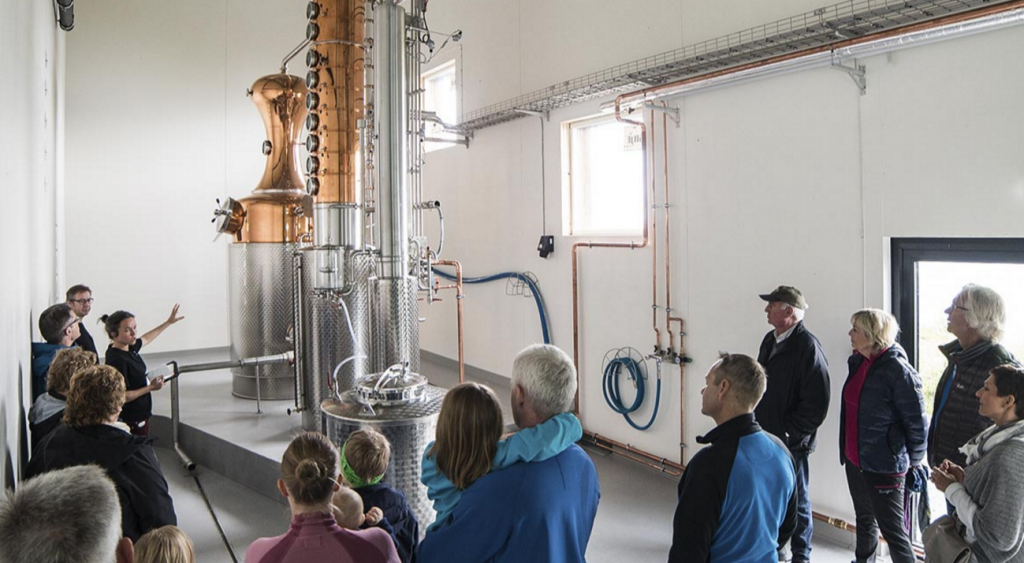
left=755, top=286, right=830, bottom=563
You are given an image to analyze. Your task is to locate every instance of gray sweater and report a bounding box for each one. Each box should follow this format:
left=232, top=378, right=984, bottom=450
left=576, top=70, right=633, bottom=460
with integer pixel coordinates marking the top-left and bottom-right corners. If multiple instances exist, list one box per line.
left=946, top=421, right=1024, bottom=563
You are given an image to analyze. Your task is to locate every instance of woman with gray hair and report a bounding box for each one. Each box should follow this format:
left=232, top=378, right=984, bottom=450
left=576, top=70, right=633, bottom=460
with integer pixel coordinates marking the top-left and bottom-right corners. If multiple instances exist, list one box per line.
left=840, top=309, right=928, bottom=563
left=929, top=284, right=1018, bottom=470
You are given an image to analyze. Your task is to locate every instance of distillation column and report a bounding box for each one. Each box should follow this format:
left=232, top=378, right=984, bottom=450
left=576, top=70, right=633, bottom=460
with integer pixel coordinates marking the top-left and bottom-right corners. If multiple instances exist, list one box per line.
left=299, top=0, right=374, bottom=431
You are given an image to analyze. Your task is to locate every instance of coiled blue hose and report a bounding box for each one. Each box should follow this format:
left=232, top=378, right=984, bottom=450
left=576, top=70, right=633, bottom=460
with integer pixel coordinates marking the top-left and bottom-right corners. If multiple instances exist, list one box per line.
left=431, top=268, right=551, bottom=345
left=602, top=356, right=661, bottom=431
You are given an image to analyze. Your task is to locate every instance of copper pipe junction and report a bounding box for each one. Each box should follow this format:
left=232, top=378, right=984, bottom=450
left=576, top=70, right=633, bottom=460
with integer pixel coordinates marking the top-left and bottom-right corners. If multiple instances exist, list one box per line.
left=571, top=102, right=649, bottom=414
left=572, top=97, right=690, bottom=474
left=432, top=259, right=465, bottom=384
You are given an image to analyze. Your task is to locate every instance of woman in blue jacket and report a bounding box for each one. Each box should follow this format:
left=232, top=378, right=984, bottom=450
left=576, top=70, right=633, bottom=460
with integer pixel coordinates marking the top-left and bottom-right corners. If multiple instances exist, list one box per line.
left=839, top=308, right=928, bottom=563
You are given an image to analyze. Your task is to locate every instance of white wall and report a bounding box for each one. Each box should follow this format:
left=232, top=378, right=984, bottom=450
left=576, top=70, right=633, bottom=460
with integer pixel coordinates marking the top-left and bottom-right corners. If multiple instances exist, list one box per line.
left=58, top=0, right=1024, bottom=524
left=64, top=0, right=308, bottom=353
left=0, top=0, right=64, bottom=487
left=417, top=2, right=1024, bottom=523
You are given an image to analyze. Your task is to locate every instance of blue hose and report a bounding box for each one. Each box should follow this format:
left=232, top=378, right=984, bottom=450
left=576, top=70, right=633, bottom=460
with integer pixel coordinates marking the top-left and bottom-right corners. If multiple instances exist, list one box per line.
left=431, top=268, right=551, bottom=345
left=602, top=356, right=661, bottom=431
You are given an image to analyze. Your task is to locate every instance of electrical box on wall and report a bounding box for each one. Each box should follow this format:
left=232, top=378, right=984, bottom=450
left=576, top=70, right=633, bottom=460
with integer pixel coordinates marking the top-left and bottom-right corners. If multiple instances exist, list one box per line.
left=537, top=235, right=554, bottom=258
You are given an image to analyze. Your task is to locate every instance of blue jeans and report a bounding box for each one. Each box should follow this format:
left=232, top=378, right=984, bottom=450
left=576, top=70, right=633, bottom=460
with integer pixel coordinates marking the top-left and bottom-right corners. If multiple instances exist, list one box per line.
left=786, top=450, right=813, bottom=562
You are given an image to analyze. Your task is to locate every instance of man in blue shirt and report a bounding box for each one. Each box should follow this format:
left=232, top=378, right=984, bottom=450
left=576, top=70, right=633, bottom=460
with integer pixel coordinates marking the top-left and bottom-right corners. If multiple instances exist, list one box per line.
left=669, top=353, right=797, bottom=563
left=30, top=303, right=81, bottom=401
left=418, top=344, right=600, bottom=563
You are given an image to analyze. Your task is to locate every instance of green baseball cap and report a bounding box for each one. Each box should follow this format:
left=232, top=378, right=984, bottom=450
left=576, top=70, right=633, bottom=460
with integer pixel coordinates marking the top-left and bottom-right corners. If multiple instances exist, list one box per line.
left=759, top=286, right=808, bottom=310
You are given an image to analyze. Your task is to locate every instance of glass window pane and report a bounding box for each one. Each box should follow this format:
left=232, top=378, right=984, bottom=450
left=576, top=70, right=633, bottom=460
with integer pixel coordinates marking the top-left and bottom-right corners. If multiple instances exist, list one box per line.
left=422, top=62, right=457, bottom=153
left=567, top=116, right=644, bottom=236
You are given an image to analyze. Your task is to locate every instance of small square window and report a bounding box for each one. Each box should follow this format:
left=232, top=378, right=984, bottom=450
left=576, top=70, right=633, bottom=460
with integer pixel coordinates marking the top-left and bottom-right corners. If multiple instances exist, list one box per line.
left=562, top=114, right=644, bottom=236
left=421, top=61, right=458, bottom=153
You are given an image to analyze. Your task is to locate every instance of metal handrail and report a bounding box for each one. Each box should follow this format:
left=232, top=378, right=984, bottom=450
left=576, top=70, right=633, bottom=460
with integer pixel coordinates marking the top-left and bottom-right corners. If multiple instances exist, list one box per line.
left=167, top=352, right=294, bottom=470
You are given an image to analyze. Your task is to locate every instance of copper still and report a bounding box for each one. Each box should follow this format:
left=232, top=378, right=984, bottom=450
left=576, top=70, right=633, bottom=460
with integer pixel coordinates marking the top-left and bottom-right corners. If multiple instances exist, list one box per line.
left=216, top=74, right=311, bottom=400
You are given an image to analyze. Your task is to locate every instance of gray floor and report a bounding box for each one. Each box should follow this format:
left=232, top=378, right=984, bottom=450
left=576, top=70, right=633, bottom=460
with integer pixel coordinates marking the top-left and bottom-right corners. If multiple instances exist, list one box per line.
left=146, top=348, right=868, bottom=562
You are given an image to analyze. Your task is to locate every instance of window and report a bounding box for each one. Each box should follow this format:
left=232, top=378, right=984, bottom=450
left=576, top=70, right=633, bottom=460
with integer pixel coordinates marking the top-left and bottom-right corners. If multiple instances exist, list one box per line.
left=562, top=114, right=644, bottom=236
left=421, top=61, right=458, bottom=153
left=891, top=238, right=1024, bottom=539
left=892, top=238, right=1024, bottom=377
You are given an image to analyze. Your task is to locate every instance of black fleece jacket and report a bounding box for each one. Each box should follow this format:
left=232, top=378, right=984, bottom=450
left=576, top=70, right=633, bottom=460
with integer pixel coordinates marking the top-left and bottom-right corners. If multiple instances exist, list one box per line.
left=754, top=321, right=831, bottom=453
left=26, top=423, right=176, bottom=541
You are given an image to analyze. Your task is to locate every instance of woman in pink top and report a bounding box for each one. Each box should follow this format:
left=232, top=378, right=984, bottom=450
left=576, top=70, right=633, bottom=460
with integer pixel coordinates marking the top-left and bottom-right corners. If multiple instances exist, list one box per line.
left=245, top=432, right=401, bottom=563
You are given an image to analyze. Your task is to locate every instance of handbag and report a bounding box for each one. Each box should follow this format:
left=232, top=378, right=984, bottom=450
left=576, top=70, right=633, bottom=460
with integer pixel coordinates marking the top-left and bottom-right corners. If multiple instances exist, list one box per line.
left=923, top=515, right=972, bottom=563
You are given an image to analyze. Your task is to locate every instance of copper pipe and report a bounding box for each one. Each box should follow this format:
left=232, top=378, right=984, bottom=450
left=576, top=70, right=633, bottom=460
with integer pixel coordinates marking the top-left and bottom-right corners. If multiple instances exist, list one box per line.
left=582, top=429, right=684, bottom=476
left=813, top=511, right=853, bottom=531
left=650, top=108, right=662, bottom=353
left=434, top=259, right=465, bottom=383
left=655, top=110, right=674, bottom=353
left=658, top=109, right=688, bottom=462
left=617, top=0, right=1024, bottom=110
left=571, top=97, right=650, bottom=414
left=662, top=108, right=686, bottom=347
left=309, top=0, right=366, bottom=205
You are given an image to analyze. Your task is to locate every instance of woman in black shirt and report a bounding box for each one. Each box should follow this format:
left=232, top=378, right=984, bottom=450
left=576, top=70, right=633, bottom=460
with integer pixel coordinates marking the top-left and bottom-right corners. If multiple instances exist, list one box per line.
left=101, top=304, right=184, bottom=436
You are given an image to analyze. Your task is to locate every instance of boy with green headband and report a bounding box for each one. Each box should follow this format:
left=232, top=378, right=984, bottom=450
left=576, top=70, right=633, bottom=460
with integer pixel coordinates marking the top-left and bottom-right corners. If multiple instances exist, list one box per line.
left=341, top=429, right=419, bottom=563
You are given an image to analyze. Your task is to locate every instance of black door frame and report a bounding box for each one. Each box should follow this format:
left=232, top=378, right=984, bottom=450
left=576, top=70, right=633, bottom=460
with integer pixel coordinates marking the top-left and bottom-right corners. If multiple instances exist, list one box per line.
left=891, top=238, right=1024, bottom=368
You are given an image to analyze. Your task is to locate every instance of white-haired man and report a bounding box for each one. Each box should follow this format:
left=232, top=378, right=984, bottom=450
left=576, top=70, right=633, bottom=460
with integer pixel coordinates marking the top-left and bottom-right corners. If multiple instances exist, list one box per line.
left=929, top=284, right=1019, bottom=469
left=670, top=353, right=797, bottom=562
left=755, top=286, right=830, bottom=563
left=0, top=465, right=135, bottom=563
left=418, top=344, right=600, bottom=563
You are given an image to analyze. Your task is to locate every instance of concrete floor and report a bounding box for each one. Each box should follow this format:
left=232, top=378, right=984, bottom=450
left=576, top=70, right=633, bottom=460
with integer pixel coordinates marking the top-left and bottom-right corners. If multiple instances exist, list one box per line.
left=146, top=348, right=873, bottom=562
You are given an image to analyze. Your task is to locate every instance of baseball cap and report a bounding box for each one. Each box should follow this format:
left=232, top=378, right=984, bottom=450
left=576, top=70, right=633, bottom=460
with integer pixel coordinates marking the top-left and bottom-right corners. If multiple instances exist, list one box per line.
left=759, top=286, right=808, bottom=310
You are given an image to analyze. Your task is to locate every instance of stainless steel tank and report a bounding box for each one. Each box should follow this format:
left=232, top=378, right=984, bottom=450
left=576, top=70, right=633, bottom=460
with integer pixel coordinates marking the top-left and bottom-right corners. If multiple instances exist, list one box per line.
left=229, top=243, right=299, bottom=399
left=299, top=250, right=376, bottom=430
left=321, top=383, right=446, bottom=534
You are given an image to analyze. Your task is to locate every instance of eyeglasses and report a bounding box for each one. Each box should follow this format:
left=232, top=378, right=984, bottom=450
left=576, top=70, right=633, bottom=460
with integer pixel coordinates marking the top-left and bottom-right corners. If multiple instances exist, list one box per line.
left=62, top=316, right=82, bottom=332
left=69, top=298, right=94, bottom=304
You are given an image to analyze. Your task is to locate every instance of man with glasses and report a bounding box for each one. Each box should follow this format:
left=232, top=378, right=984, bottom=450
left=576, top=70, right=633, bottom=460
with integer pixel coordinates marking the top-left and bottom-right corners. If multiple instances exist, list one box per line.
left=929, top=284, right=1019, bottom=471
left=31, top=303, right=81, bottom=401
left=66, top=284, right=98, bottom=355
